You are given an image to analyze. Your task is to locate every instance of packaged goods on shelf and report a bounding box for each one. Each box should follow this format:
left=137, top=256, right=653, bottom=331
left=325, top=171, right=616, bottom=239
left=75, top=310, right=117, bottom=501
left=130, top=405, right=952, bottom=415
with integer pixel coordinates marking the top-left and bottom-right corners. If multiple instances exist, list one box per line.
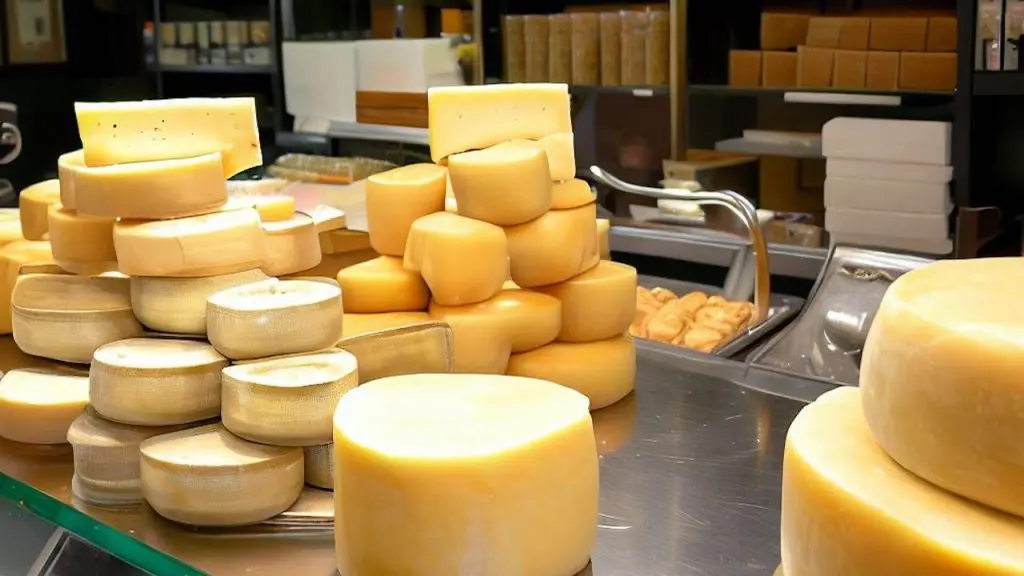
left=646, top=10, right=669, bottom=85
left=130, top=269, right=267, bottom=335
left=549, top=14, right=572, bottom=84
left=337, top=322, right=453, bottom=382
left=806, top=16, right=870, bottom=50
left=760, top=12, right=811, bottom=50
left=869, top=16, right=927, bottom=51
left=430, top=288, right=562, bottom=357
left=266, top=154, right=395, bottom=185
left=0, top=240, right=55, bottom=334
left=505, top=202, right=599, bottom=288
left=365, top=163, right=447, bottom=256
left=599, top=12, right=622, bottom=86
left=729, top=50, right=762, bottom=87
left=447, top=141, right=552, bottom=225
left=503, top=15, right=526, bottom=82
left=18, top=180, right=60, bottom=240
left=524, top=15, right=550, bottom=82
left=620, top=10, right=648, bottom=85
left=534, top=260, right=636, bottom=343
left=0, top=368, right=89, bottom=444
left=260, top=213, right=322, bottom=276
left=341, top=311, right=431, bottom=338
left=335, top=256, right=429, bottom=313
left=571, top=13, right=600, bottom=85
left=48, top=205, right=117, bottom=275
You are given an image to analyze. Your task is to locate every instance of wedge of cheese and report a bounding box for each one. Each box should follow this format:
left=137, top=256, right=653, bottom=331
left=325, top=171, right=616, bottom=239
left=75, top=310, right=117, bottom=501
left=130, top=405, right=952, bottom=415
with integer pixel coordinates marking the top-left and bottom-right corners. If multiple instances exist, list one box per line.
left=0, top=369, right=89, bottom=444
left=19, top=180, right=61, bottom=240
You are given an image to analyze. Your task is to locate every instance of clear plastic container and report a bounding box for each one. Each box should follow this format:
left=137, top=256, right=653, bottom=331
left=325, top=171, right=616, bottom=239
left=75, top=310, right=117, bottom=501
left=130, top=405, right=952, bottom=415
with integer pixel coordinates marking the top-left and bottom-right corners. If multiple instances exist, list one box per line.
left=600, top=12, right=622, bottom=86
left=268, top=155, right=396, bottom=184
left=548, top=14, right=572, bottom=83
left=524, top=15, right=550, bottom=82
left=503, top=15, right=526, bottom=82
left=620, top=10, right=649, bottom=85
left=646, top=10, right=669, bottom=85
left=571, top=13, right=600, bottom=85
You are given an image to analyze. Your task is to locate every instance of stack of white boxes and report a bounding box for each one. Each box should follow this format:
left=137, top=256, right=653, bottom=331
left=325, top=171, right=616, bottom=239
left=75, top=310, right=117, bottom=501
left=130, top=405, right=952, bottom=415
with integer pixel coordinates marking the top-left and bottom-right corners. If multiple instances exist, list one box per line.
left=821, top=117, right=954, bottom=255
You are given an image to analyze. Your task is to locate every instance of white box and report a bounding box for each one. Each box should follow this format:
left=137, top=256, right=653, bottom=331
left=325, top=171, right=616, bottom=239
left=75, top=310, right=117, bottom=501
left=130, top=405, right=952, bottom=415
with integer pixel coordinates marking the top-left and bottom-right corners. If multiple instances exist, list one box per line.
left=822, top=117, right=952, bottom=166
left=825, top=207, right=948, bottom=239
left=355, top=39, right=464, bottom=93
left=826, top=158, right=952, bottom=184
left=282, top=41, right=357, bottom=124
left=830, top=232, right=953, bottom=255
left=824, top=176, right=952, bottom=215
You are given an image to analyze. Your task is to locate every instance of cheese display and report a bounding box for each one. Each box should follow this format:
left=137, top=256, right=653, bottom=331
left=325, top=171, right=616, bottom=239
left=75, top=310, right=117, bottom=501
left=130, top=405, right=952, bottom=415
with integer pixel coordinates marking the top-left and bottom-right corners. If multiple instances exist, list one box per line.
left=140, top=423, right=304, bottom=526
left=19, top=179, right=61, bottom=240
left=782, top=387, right=1024, bottom=575
left=57, top=150, right=85, bottom=209
left=366, top=163, right=447, bottom=256
left=427, top=83, right=572, bottom=161
left=90, top=338, right=228, bottom=426
left=0, top=212, right=23, bottom=247
left=207, top=278, right=343, bottom=360
left=427, top=301, right=514, bottom=374
left=222, top=349, right=358, bottom=446
left=260, top=213, right=322, bottom=276
left=240, top=195, right=296, bottom=222
left=338, top=322, right=453, bottom=382
left=429, top=289, right=561, bottom=354
left=0, top=240, right=55, bottom=334
left=534, top=260, right=636, bottom=343
left=289, top=250, right=378, bottom=280
left=332, top=373, right=598, bottom=576
left=0, top=368, right=89, bottom=444
left=507, top=333, right=636, bottom=410
left=632, top=287, right=755, bottom=353
left=341, top=311, right=432, bottom=338
left=12, top=273, right=143, bottom=363
left=404, top=212, right=507, bottom=306
left=303, top=444, right=334, bottom=490
left=447, top=141, right=552, bottom=225
left=860, top=258, right=1024, bottom=518
left=550, top=179, right=595, bottom=210
left=74, top=98, right=261, bottom=177
left=319, top=229, right=371, bottom=255
left=130, top=268, right=268, bottom=335
left=335, top=256, right=429, bottom=313
left=72, top=153, right=227, bottom=219
left=532, top=132, right=576, bottom=181
left=48, top=204, right=117, bottom=274
left=113, top=207, right=264, bottom=277
left=505, top=202, right=599, bottom=288
left=597, top=218, right=611, bottom=259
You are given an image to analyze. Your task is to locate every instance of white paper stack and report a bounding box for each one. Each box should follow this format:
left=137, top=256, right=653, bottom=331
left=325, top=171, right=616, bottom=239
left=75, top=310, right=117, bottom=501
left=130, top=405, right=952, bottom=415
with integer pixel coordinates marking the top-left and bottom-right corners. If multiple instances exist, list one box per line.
left=821, top=117, right=954, bottom=255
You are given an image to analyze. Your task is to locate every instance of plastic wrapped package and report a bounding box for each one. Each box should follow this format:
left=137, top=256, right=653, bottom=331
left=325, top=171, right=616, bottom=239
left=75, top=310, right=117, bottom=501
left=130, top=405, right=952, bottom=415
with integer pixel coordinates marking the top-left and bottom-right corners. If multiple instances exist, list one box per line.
left=600, top=12, right=622, bottom=86
left=621, top=10, right=649, bottom=86
left=646, top=10, right=670, bottom=85
left=571, top=13, right=600, bottom=85
left=504, top=15, right=526, bottom=82
left=524, top=15, right=550, bottom=82
left=267, top=155, right=396, bottom=184
left=548, top=14, right=572, bottom=83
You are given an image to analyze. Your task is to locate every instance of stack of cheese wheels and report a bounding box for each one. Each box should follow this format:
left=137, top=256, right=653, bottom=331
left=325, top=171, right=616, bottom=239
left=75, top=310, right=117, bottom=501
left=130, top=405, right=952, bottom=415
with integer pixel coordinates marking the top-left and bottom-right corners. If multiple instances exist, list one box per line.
left=781, top=258, right=1024, bottom=574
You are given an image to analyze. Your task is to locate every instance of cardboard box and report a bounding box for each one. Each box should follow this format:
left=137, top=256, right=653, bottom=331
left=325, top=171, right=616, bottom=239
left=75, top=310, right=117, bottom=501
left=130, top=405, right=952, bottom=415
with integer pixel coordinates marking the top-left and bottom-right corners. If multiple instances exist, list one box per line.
left=729, top=50, right=762, bottom=87
left=926, top=16, right=957, bottom=52
left=866, top=51, right=900, bottom=90
left=869, top=17, right=928, bottom=51
left=833, top=50, right=868, bottom=89
left=761, top=12, right=811, bottom=50
left=5, top=0, right=65, bottom=64
left=797, top=46, right=834, bottom=88
left=806, top=17, right=870, bottom=50
left=760, top=156, right=825, bottom=214
left=762, top=51, right=798, bottom=88
left=899, top=52, right=956, bottom=91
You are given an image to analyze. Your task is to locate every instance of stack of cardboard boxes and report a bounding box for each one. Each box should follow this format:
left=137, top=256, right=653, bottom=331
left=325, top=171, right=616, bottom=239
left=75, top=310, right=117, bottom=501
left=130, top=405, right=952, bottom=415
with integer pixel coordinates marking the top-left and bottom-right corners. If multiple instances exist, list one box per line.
left=730, top=12, right=957, bottom=91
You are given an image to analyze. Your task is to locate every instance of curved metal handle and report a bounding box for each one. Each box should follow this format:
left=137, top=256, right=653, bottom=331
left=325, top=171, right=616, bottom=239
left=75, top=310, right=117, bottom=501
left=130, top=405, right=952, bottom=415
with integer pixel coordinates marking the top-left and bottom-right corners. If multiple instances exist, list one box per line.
left=590, top=165, right=771, bottom=322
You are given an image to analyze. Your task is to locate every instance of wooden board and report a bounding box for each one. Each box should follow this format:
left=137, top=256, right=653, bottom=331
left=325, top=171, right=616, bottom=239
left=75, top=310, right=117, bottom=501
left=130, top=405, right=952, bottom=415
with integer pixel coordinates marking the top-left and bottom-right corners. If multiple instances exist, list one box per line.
left=356, top=91, right=428, bottom=128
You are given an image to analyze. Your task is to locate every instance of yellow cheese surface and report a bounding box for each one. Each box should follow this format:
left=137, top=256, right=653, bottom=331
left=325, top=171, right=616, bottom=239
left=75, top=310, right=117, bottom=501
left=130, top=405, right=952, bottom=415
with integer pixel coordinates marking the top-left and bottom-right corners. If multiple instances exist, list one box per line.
left=48, top=205, right=117, bottom=274
left=550, top=179, right=596, bottom=210
left=319, top=229, right=371, bottom=255
left=303, top=204, right=347, bottom=232
left=447, top=141, right=552, bottom=226
left=342, top=311, right=432, bottom=339
left=0, top=369, right=89, bottom=444
left=0, top=241, right=54, bottom=334
left=782, top=387, right=1024, bottom=576
left=74, top=98, right=261, bottom=178
left=57, top=150, right=85, bottom=210
left=597, top=218, right=610, bottom=259
left=130, top=269, right=268, bottom=335
left=260, top=213, right=322, bottom=276
left=532, top=132, right=576, bottom=181
left=237, top=195, right=296, bottom=222
left=429, top=289, right=561, bottom=355
left=19, top=180, right=61, bottom=241
left=505, top=203, right=599, bottom=288
left=534, top=260, right=637, bottom=343
left=338, top=322, right=453, bottom=382
left=366, top=163, right=447, bottom=256
left=332, top=373, right=598, bottom=576
left=861, top=257, right=1024, bottom=518
left=336, top=255, right=429, bottom=313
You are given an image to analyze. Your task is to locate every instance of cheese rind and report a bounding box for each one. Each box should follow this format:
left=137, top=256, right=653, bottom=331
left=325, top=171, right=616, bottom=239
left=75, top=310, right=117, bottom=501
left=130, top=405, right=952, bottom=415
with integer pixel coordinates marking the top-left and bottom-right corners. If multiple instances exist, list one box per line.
left=303, top=444, right=334, bottom=489
left=260, top=213, right=322, bottom=276
left=57, top=150, right=85, bottom=210
left=0, top=240, right=55, bottom=334
left=447, top=141, right=552, bottom=226
left=860, top=257, right=1024, bottom=518
left=341, top=311, right=431, bottom=339
left=366, top=164, right=447, bottom=256
left=429, top=289, right=561, bottom=354
left=505, top=203, right=599, bottom=288
left=332, top=373, right=598, bottom=576
left=48, top=205, right=118, bottom=274
left=130, top=269, right=268, bottom=335
left=550, top=179, right=595, bottom=210
left=19, top=180, right=61, bottom=240
left=0, top=369, right=89, bottom=444
left=338, top=322, right=453, bottom=382
left=782, top=387, right=1024, bottom=576
left=533, top=260, right=637, bottom=342
left=335, top=255, right=429, bottom=313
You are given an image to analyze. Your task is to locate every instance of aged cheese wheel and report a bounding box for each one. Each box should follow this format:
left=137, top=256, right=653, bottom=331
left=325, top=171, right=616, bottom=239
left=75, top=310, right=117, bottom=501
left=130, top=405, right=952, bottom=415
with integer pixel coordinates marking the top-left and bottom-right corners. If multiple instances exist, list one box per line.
left=338, top=322, right=453, bottom=382
left=447, top=141, right=552, bottom=226
left=550, top=179, right=595, bottom=210
left=260, top=213, right=322, bottom=276
left=366, top=163, right=447, bottom=256
left=341, top=311, right=432, bottom=339
left=505, top=203, right=599, bottom=288
left=303, top=444, right=334, bottom=490
left=0, top=240, right=55, bottom=334
left=130, top=268, right=268, bottom=335
left=533, top=260, right=637, bottom=342
left=19, top=179, right=61, bottom=240
left=57, top=150, right=85, bottom=210
left=335, top=255, right=429, bottom=313
left=0, top=368, right=89, bottom=444
left=429, top=289, right=561, bottom=354
left=48, top=204, right=118, bottom=274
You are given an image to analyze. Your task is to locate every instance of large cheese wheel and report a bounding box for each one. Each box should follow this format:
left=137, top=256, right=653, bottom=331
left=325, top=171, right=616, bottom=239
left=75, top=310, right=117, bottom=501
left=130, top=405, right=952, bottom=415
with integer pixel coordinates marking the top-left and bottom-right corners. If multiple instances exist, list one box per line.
left=335, top=255, right=429, bottom=313
left=57, top=150, right=85, bottom=210
left=429, top=289, right=561, bottom=354
left=783, top=387, right=1024, bottom=575
left=0, top=241, right=54, bottom=334
left=341, top=311, right=432, bottom=339
left=861, top=257, right=1024, bottom=518
left=533, top=260, right=637, bottom=342
left=260, top=213, right=322, bottom=276
left=19, top=179, right=61, bottom=240
left=550, top=179, right=595, bottom=210
left=332, top=373, right=598, bottom=576
left=366, top=163, right=447, bottom=256
left=447, top=141, right=552, bottom=226
left=0, top=368, right=89, bottom=444
left=338, top=322, right=453, bottom=382
left=48, top=205, right=117, bottom=274
left=505, top=203, right=599, bottom=288
left=130, top=269, right=268, bottom=335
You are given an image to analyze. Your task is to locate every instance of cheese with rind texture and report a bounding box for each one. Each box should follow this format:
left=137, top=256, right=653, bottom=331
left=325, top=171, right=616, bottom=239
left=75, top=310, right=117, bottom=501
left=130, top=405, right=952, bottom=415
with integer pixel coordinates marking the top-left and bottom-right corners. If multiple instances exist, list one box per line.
left=404, top=212, right=507, bottom=306
left=57, top=150, right=85, bottom=210
left=0, top=368, right=89, bottom=444
left=140, top=423, right=304, bottom=526
left=506, top=333, right=636, bottom=410
left=0, top=240, right=55, bottom=334
left=534, top=132, right=576, bottom=181
left=304, top=444, right=334, bottom=489
left=427, top=83, right=572, bottom=162
left=48, top=204, right=117, bottom=274
left=90, top=338, right=228, bottom=426
left=260, top=213, right=322, bottom=276
left=860, top=257, right=1024, bottom=518
left=130, top=269, right=268, bottom=335
left=19, top=179, right=61, bottom=240
left=505, top=202, right=599, bottom=288
left=429, top=289, right=561, bottom=354
left=114, top=207, right=264, bottom=277
left=533, top=260, right=637, bottom=343
left=222, top=349, right=358, bottom=446
left=447, top=141, right=552, bottom=226
left=74, top=98, right=261, bottom=178
left=597, top=218, right=610, bottom=259
left=319, top=229, right=371, bottom=255
left=338, top=322, right=453, bottom=382
left=335, top=255, right=429, bottom=313
left=332, top=373, right=598, bottom=576
left=782, top=386, right=1024, bottom=576
left=12, top=273, right=143, bottom=363
left=550, top=179, right=595, bottom=210
left=426, top=299, right=514, bottom=374
left=207, top=278, right=344, bottom=360
left=366, top=163, right=447, bottom=256
left=341, top=311, right=432, bottom=339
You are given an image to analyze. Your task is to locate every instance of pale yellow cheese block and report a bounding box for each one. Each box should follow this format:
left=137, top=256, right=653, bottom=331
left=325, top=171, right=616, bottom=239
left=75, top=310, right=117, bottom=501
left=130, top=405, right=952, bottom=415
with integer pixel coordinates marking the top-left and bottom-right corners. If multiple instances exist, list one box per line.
left=861, top=257, right=1024, bottom=518
left=0, top=210, right=23, bottom=249
left=429, top=289, right=561, bottom=354
left=260, top=213, right=322, bottom=276
left=366, top=163, right=447, bottom=256
left=505, top=203, right=599, bottom=288
left=74, top=98, right=262, bottom=178
left=597, top=218, right=611, bottom=259
left=447, top=141, right=552, bottom=226
left=782, top=387, right=1024, bottom=576
left=335, top=255, right=429, bottom=313
left=0, top=240, right=54, bottom=334
left=506, top=333, right=636, bottom=410
left=404, top=212, right=507, bottom=306
left=337, top=322, right=453, bottom=382
left=550, top=179, right=596, bottom=210
left=332, top=373, right=598, bottom=576
left=48, top=205, right=117, bottom=274
left=319, top=229, right=371, bottom=255
left=341, top=311, right=432, bottom=339
left=57, top=150, right=85, bottom=210
left=19, top=179, right=61, bottom=240
left=0, top=368, right=89, bottom=444
left=533, top=260, right=637, bottom=343
left=130, top=269, right=268, bottom=335
left=235, top=195, right=296, bottom=222
left=536, top=132, right=576, bottom=181
left=428, top=83, right=572, bottom=162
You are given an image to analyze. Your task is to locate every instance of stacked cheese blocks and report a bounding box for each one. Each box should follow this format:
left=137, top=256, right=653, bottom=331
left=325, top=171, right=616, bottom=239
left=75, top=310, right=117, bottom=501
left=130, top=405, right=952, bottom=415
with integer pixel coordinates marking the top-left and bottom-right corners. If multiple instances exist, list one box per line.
left=822, top=117, right=954, bottom=255
left=781, top=258, right=1024, bottom=574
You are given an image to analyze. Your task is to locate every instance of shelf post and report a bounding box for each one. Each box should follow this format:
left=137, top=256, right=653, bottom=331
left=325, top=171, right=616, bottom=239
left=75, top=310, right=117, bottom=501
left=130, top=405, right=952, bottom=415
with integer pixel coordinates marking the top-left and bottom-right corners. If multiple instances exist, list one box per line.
left=670, top=0, right=688, bottom=160
left=473, top=0, right=484, bottom=85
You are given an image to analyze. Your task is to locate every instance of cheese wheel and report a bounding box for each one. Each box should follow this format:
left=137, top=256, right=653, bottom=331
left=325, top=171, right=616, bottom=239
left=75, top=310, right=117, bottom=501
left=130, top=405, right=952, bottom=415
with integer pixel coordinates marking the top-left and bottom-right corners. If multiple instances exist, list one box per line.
left=0, top=240, right=55, bottom=334
left=447, top=141, right=552, bottom=226
left=534, top=132, right=576, bottom=181
left=207, top=278, right=344, bottom=360
left=130, top=268, right=268, bottom=335
left=425, top=299, right=514, bottom=374
left=140, top=423, right=304, bottom=526
left=506, top=334, right=636, bottom=410
left=782, top=387, right=1024, bottom=576
left=597, top=218, right=610, bottom=259
left=236, top=195, right=296, bottom=222
left=429, top=289, right=561, bottom=354
left=19, top=179, right=61, bottom=240
left=0, top=212, right=23, bottom=248
left=366, top=163, right=447, bottom=256
left=0, top=368, right=89, bottom=444
left=57, top=150, right=85, bottom=210
left=114, top=207, right=264, bottom=277
left=223, top=349, right=358, bottom=446
left=319, top=229, right=371, bottom=255
left=533, top=261, right=637, bottom=343
left=404, top=212, right=507, bottom=306
left=335, top=255, right=429, bottom=313
left=342, top=311, right=432, bottom=339
left=303, top=444, right=334, bottom=489
left=74, top=98, right=261, bottom=178
left=287, top=249, right=377, bottom=280
left=505, top=203, right=599, bottom=288
left=90, top=338, right=228, bottom=426
left=338, top=321, right=453, bottom=382
left=260, top=213, right=322, bottom=276
left=12, top=273, right=143, bottom=363
left=333, top=373, right=598, bottom=576
left=860, top=258, right=1024, bottom=518
left=48, top=205, right=118, bottom=274
left=550, top=179, right=595, bottom=210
